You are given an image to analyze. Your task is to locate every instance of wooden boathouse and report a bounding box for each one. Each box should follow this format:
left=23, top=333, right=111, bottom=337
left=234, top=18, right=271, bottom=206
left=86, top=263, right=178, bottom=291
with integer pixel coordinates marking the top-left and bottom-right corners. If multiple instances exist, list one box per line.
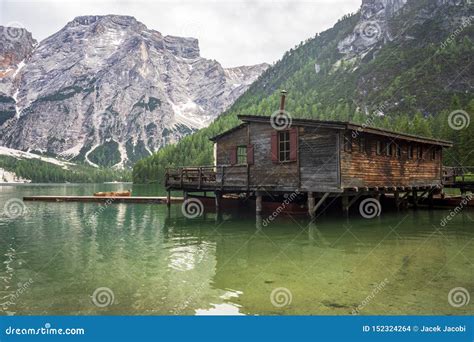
left=165, top=92, right=453, bottom=217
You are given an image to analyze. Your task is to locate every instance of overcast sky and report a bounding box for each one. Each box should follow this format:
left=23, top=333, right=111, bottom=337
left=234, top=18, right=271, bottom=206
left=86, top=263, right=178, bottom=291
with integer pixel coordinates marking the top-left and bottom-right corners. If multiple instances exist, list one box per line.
left=1, top=0, right=361, bottom=67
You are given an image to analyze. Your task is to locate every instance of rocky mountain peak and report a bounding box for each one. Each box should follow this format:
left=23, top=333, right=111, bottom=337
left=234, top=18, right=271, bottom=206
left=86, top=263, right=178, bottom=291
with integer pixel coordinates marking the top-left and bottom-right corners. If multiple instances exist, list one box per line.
left=164, top=36, right=200, bottom=59
left=338, top=0, right=469, bottom=57
left=0, top=26, right=36, bottom=68
left=338, top=0, right=408, bottom=56
left=0, top=15, right=269, bottom=168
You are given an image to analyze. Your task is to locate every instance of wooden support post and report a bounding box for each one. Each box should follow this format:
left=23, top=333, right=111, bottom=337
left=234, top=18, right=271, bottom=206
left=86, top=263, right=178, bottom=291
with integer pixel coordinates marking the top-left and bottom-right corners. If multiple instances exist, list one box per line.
left=308, top=192, right=330, bottom=219
left=347, top=192, right=363, bottom=208
left=256, top=192, right=263, bottom=215
left=214, top=191, right=222, bottom=213
left=412, top=190, right=418, bottom=209
left=342, top=195, right=349, bottom=217
left=394, top=191, right=400, bottom=211
left=198, top=167, right=202, bottom=189
left=167, top=190, right=171, bottom=208
left=428, top=191, right=434, bottom=209
left=183, top=191, right=188, bottom=201
left=307, top=192, right=315, bottom=218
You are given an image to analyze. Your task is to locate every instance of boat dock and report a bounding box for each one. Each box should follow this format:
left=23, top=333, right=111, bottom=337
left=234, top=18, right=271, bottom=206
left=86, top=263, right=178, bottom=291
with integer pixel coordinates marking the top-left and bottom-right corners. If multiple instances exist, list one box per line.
left=23, top=195, right=183, bottom=204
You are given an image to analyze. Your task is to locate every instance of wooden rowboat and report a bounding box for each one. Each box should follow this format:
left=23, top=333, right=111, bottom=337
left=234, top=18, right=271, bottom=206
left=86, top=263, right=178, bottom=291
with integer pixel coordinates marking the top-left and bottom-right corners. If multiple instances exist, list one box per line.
left=93, top=190, right=132, bottom=197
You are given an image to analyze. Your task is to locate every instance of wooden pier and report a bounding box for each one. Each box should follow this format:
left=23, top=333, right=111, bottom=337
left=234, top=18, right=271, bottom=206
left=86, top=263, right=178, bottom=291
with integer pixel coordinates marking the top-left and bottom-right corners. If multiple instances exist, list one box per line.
left=23, top=195, right=183, bottom=204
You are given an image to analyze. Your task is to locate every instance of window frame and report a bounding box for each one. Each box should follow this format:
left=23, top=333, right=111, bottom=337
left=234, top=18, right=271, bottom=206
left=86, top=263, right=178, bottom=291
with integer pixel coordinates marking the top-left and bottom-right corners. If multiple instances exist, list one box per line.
left=417, top=145, right=423, bottom=160
left=396, top=145, right=401, bottom=159
left=359, top=137, right=367, bottom=154
left=431, top=148, right=437, bottom=161
left=385, top=142, right=392, bottom=157
left=236, top=145, right=247, bottom=165
left=278, top=131, right=291, bottom=162
left=376, top=141, right=382, bottom=155
left=407, top=145, right=413, bottom=159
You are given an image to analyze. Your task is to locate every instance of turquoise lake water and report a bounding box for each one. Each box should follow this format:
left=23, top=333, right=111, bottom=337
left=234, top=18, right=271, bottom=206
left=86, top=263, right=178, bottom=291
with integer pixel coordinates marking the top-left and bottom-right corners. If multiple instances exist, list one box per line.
left=0, top=183, right=472, bottom=315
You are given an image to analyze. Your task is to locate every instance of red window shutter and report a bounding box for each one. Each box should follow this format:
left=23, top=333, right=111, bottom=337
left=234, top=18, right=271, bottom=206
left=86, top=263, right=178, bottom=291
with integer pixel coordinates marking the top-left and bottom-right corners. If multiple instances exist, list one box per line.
left=289, top=128, right=298, bottom=161
left=271, top=131, right=278, bottom=162
left=247, top=144, right=254, bottom=165
left=229, top=146, right=237, bottom=165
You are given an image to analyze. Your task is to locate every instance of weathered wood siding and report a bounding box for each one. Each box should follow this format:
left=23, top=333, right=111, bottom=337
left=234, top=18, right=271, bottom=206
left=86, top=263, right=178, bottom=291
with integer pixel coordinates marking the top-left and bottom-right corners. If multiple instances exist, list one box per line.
left=340, top=131, right=442, bottom=188
left=215, top=122, right=340, bottom=191
left=298, top=127, right=340, bottom=192
left=248, top=123, right=299, bottom=190
left=215, top=125, right=248, bottom=186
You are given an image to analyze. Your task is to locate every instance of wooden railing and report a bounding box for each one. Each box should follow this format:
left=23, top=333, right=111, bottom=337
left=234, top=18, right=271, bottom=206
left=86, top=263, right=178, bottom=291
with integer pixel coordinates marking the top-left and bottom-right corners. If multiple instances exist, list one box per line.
left=165, top=166, right=217, bottom=189
left=443, top=166, right=474, bottom=185
left=165, top=165, right=248, bottom=190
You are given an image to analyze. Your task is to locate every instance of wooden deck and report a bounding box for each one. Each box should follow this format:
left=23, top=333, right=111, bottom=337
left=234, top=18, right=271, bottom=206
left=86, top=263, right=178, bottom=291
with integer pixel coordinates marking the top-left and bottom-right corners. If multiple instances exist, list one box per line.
left=443, top=166, right=474, bottom=192
left=23, top=196, right=183, bottom=204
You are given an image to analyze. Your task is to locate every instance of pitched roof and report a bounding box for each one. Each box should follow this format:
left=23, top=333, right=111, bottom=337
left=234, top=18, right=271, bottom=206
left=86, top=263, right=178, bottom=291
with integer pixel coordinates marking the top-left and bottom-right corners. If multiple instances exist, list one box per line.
left=209, top=115, right=453, bottom=147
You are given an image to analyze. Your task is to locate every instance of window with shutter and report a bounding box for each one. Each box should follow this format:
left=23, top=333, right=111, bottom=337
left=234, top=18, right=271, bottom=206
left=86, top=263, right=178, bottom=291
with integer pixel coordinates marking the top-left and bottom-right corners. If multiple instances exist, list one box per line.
left=278, top=131, right=290, bottom=162
left=237, top=146, right=247, bottom=164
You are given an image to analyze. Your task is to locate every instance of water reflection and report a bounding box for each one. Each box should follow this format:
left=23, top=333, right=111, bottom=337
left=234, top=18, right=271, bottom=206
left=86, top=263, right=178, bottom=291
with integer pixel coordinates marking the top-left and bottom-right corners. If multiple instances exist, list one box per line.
left=0, top=184, right=473, bottom=315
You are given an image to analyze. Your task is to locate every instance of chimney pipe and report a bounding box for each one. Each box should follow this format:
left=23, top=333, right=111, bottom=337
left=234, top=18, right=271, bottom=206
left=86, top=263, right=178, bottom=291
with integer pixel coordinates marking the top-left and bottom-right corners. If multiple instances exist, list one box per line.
left=279, top=90, right=287, bottom=111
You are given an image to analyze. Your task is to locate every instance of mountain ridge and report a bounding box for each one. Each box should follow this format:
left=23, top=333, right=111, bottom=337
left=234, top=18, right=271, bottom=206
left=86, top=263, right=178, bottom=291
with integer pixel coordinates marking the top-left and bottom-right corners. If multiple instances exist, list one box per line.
left=133, top=0, right=474, bottom=183
left=0, top=15, right=269, bottom=168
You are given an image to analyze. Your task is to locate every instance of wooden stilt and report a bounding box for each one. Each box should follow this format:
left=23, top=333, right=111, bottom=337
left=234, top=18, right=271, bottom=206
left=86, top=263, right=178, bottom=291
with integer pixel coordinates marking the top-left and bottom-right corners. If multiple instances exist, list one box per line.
left=183, top=191, right=188, bottom=201
left=342, top=195, right=349, bottom=217
left=215, top=191, right=222, bottom=212
left=310, top=192, right=330, bottom=218
left=412, top=190, right=418, bottom=209
left=307, top=192, right=315, bottom=218
left=394, top=191, right=400, bottom=211
left=428, top=191, right=434, bottom=209
left=167, top=190, right=171, bottom=207
left=256, top=192, right=263, bottom=215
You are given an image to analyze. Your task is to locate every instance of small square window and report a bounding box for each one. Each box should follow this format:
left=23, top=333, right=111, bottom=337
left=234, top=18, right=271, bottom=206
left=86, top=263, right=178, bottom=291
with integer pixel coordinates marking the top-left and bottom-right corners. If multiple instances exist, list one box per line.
left=407, top=145, right=413, bottom=159
left=431, top=148, right=437, bottom=160
left=396, top=145, right=401, bottom=159
left=237, top=146, right=247, bottom=164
